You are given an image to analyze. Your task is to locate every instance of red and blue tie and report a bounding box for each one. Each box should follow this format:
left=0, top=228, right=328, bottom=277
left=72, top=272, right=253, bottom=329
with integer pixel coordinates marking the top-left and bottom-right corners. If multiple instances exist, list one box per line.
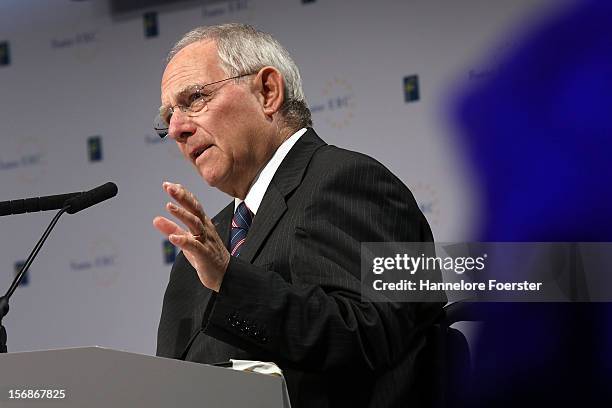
left=230, top=202, right=253, bottom=257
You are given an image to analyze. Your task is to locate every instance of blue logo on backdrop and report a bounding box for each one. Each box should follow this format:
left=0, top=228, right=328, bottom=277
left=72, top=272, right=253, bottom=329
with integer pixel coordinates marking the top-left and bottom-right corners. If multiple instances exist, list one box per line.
left=163, top=240, right=176, bottom=264
left=143, top=12, right=159, bottom=38
left=404, top=75, right=420, bottom=103
left=88, top=136, right=103, bottom=162
left=0, top=41, right=10, bottom=66
left=14, top=261, right=28, bottom=286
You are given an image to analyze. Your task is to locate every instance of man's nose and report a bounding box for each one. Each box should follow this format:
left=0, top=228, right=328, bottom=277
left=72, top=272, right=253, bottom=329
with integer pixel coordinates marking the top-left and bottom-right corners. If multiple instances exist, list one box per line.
left=167, top=110, right=196, bottom=141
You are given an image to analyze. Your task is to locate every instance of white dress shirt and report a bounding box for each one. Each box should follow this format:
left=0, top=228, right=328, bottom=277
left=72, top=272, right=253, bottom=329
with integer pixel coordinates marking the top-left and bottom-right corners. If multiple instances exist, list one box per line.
left=234, top=128, right=307, bottom=214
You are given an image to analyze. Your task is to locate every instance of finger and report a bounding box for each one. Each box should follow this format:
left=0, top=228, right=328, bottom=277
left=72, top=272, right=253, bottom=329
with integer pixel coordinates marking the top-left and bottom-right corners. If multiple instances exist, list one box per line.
left=203, top=211, right=219, bottom=231
left=166, top=202, right=205, bottom=235
left=163, top=182, right=206, bottom=218
left=168, top=233, right=203, bottom=252
left=153, top=216, right=188, bottom=237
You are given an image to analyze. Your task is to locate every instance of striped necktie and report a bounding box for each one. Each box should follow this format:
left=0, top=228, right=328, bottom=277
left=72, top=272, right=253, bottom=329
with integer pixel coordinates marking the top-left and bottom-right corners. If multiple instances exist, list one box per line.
left=230, top=202, right=253, bottom=257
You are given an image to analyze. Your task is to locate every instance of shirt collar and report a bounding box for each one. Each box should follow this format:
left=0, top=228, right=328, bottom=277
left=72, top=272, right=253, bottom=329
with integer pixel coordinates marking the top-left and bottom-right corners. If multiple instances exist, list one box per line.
left=234, top=127, right=307, bottom=214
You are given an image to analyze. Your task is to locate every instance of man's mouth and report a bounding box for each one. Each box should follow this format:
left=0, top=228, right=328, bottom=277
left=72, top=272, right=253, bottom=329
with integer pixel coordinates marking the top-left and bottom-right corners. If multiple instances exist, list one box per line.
left=190, top=145, right=210, bottom=162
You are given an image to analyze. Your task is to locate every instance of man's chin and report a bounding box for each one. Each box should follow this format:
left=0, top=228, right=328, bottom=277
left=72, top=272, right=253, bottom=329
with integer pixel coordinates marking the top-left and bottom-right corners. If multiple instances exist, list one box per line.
left=199, top=168, right=226, bottom=190
left=200, top=172, right=218, bottom=187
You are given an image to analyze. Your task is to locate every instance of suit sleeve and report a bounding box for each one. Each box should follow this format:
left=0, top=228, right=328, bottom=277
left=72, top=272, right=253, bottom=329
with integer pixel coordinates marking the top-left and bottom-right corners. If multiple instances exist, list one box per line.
left=202, top=157, right=440, bottom=372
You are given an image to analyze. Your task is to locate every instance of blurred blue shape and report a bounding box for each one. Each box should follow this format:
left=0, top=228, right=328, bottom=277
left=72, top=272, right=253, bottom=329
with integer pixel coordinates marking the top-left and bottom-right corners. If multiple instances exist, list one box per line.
left=452, top=1, right=612, bottom=405
left=456, top=0, right=612, bottom=242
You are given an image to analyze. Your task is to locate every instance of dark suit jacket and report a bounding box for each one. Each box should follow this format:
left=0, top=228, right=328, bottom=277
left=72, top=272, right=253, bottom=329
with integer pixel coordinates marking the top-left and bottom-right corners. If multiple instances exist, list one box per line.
left=157, top=128, right=444, bottom=408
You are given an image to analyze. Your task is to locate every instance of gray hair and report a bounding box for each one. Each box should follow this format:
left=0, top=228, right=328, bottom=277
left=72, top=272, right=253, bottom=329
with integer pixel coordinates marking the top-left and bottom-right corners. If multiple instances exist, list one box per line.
left=167, top=23, right=312, bottom=130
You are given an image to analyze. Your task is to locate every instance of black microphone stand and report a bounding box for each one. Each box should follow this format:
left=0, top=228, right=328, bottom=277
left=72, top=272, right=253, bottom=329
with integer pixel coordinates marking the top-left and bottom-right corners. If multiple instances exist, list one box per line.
left=0, top=206, right=68, bottom=353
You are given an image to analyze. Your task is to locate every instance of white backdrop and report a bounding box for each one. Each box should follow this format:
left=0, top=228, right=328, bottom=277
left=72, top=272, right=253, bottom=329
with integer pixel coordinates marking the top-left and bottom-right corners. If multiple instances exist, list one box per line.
left=0, top=0, right=556, bottom=354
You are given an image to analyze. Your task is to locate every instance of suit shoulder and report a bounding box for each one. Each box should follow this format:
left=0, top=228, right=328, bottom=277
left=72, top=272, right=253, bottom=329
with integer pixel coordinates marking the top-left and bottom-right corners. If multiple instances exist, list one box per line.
left=299, top=144, right=434, bottom=242
left=309, top=145, right=408, bottom=189
left=313, top=144, right=380, bottom=166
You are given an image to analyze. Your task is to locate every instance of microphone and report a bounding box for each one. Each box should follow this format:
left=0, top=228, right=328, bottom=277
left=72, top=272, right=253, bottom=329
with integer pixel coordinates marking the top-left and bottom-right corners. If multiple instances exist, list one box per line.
left=1, top=181, right=118, bottom=353
left=65, top=182, right=118, bottom=214
left=0, top=192, right=84, bottom=216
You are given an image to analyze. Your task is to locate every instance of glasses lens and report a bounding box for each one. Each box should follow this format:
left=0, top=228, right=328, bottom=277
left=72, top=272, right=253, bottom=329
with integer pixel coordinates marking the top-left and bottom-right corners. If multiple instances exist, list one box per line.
left=153, top=113, right=168, bottom=139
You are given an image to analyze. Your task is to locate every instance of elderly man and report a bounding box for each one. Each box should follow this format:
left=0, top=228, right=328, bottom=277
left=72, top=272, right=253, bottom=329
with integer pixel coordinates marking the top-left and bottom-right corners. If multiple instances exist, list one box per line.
left=154, top=23, right=442, bottom=408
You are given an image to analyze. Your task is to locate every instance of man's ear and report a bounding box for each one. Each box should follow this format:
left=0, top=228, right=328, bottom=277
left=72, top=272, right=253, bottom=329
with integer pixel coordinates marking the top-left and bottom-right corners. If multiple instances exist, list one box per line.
left=255, top=66, right=285, bottom=117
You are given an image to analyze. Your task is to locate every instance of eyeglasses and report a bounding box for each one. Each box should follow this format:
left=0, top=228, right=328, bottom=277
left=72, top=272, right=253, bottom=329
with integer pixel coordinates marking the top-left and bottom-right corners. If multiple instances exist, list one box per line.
left=154, top=72, right=255, bottom=138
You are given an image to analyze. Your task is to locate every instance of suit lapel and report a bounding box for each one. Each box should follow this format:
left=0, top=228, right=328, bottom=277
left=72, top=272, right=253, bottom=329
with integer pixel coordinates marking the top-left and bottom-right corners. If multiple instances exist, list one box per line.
left=239, top=184, right=286, bottom=263
left=239, top=128, right=327, bottom=263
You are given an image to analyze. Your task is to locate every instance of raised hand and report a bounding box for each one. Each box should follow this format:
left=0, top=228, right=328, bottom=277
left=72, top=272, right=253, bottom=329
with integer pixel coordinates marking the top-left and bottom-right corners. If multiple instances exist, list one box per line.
left=153, top=181, right=229, bottom=292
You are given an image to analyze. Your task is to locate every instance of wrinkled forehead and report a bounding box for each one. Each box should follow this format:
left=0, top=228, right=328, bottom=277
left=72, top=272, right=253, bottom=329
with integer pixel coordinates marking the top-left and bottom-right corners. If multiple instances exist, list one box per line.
left=160, top=40, right=225, bottom=104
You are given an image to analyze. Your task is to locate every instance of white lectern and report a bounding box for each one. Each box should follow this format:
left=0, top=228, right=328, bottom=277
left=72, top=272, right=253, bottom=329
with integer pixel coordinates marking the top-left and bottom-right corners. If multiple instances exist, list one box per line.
left=0, top=347, right=289, bottom=407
